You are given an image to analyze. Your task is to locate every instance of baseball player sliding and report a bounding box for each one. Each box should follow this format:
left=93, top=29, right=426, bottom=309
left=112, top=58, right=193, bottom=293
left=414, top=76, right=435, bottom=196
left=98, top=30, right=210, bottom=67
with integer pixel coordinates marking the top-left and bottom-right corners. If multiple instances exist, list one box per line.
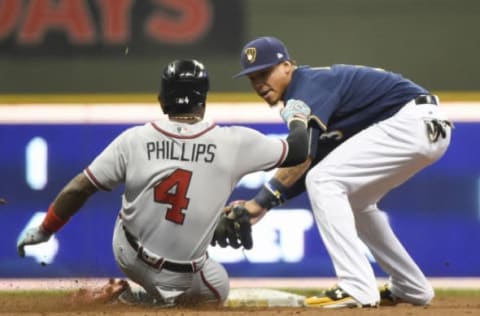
left=16, top=59, right=309, bottom=307
left=213, top=36, right=452, bottom=308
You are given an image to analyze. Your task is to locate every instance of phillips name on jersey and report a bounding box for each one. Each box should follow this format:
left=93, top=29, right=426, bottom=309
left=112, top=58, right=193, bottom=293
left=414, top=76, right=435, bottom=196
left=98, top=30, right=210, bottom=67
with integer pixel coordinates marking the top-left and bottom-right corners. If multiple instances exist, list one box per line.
left=146, top=140, right=216, bottom=163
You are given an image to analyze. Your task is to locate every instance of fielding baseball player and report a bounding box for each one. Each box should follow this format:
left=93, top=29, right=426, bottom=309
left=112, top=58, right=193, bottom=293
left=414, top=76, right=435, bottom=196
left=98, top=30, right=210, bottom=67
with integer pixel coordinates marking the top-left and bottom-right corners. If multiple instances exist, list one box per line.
left=217, top=36, right=452, bottom=308
left=16, top=59, right=309, bottom=307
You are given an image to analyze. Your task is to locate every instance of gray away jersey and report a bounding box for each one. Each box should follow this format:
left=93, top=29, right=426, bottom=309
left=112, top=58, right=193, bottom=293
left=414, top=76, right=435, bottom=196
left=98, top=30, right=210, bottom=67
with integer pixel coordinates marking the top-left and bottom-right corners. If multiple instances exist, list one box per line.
left=84, top=118, right=287, bottom=261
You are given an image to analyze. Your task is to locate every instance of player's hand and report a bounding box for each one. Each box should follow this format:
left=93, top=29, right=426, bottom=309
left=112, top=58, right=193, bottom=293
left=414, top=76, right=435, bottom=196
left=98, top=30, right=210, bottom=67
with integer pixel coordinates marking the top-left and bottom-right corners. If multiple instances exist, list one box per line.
left=280, top=99, right=311, bottom=125
left=69, top=278, right=131, bottom=305
left=211, top=214, right=243, bottom=249
left=211, top=201, right=253, bottom=250
left=17, top=226, right=52, bottom=257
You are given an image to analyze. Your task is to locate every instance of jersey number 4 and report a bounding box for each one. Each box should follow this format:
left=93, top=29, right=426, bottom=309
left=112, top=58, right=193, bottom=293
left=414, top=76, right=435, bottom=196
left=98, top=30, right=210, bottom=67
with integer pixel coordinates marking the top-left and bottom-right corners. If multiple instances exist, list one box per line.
left=153, top=168, right=192, bottom=225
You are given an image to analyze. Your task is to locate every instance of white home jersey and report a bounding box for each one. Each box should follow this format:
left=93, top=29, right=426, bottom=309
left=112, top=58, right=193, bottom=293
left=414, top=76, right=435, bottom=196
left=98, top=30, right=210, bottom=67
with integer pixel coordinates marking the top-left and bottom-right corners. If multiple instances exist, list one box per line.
left=84, top=118, right=287, bottom=261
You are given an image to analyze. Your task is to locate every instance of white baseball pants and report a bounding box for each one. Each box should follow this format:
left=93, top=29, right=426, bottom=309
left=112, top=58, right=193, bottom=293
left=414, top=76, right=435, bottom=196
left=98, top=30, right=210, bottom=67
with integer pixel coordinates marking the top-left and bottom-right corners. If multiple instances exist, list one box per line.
left=305, top=99, right=451, bottom=305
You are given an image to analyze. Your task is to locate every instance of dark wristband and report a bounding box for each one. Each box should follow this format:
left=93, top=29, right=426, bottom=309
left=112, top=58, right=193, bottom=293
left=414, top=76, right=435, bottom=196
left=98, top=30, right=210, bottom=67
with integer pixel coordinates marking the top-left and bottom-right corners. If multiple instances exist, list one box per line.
left=253, top=178, right=288, bottom=210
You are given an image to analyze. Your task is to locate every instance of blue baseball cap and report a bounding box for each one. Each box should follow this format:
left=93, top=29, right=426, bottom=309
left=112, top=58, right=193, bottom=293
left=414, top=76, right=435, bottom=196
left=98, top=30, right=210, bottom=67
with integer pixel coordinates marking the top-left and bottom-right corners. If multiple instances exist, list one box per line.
left=233, top=36, right=290, bottom=78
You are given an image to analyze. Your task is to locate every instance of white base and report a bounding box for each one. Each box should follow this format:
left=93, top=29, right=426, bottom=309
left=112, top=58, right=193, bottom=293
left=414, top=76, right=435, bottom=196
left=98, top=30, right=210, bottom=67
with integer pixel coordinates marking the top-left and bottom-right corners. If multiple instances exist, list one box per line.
left=226, top=288, right=306, bottom=307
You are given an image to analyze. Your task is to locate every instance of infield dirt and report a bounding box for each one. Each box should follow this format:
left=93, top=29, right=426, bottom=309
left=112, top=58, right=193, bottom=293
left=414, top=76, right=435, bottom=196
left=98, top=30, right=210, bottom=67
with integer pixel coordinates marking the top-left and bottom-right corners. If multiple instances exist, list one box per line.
left=0, top=292, right=479, bottom=316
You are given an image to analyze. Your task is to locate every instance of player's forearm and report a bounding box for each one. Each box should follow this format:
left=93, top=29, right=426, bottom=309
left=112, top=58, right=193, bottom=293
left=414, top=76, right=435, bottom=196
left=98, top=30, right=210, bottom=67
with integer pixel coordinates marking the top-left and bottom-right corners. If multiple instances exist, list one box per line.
left=244, top=119, right=311, bottom=219
left=41, top=173, right=97, bottom=233
left=247, top=158, right=312, bottom=216
left=54, top=173, right=97, bottom=217
left=281, top=120, right=309, bottom=167
left=274, top=158, right=312, bottom=187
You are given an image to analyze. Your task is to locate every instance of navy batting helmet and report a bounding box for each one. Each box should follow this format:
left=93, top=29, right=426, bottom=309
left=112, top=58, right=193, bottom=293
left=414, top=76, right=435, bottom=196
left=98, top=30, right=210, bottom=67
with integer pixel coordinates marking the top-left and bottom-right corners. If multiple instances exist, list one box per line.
left=159, top=59, right=209, bottom=115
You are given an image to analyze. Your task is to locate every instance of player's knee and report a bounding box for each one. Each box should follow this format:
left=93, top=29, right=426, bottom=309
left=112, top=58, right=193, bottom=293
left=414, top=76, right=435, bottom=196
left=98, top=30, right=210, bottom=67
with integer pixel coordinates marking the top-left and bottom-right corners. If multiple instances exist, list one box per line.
left=305, top=168, right=325, bottom=192
left=201, top=260, right=230, bottom=303
left=216, top=277, right=230, bottom=303
left=400, top=283, right=434, bottom=306
left=417, top=285, right=435, bottom=305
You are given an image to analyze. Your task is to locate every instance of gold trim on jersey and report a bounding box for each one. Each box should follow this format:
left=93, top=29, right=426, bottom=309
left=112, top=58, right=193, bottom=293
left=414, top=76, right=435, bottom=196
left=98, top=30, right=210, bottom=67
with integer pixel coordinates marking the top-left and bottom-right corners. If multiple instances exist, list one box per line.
left=308, top=115, right=327, bottom=131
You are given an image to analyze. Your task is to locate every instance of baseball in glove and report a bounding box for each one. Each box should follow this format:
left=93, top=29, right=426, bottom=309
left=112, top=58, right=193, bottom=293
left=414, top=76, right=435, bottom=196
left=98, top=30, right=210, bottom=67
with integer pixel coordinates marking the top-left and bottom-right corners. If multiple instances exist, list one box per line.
left=211, top=200, right=253, bottom=250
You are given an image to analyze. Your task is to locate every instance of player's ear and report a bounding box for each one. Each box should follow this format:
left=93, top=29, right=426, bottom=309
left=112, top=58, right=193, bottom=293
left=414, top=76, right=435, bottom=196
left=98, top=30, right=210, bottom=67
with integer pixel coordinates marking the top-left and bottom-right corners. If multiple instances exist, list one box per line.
left=283, top=61, right=294, bottom=76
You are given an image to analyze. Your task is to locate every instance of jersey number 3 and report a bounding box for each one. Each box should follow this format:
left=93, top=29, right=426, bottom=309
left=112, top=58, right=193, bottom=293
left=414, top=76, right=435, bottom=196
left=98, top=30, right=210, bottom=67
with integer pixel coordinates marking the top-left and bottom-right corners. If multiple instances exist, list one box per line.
left=153, top=168, right=192, bottom=225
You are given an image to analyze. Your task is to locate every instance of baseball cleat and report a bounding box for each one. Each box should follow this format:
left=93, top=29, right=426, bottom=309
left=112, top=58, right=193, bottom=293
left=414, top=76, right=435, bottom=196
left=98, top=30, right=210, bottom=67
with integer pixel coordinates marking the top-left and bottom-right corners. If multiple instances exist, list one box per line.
left=305, top=285, right=378, bottom=308
left=379, top=284, right=405, bottom=306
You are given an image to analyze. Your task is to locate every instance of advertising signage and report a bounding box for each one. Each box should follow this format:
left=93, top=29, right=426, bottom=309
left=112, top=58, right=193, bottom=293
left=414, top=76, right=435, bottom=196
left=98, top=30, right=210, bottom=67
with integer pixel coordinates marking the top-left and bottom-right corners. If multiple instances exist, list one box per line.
left=0, top=0, right=244, bottom=56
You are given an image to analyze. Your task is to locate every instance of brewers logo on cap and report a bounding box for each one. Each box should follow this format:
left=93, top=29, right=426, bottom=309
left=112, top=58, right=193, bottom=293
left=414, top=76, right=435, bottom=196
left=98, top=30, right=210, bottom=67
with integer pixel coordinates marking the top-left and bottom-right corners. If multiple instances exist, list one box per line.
left=245, top=47, right=257, bottom=64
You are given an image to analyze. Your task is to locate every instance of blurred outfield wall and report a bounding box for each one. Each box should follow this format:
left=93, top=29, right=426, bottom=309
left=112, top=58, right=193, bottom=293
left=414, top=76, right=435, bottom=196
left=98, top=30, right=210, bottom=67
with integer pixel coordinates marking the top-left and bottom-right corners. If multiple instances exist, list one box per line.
left=0, top=0, right=479, bottom=93
left=1, top=102, right=480, bottom=278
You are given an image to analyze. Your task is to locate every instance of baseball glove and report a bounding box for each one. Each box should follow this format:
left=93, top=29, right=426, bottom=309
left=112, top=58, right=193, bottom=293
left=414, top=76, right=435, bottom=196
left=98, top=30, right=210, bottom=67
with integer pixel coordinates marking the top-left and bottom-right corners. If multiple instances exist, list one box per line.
left=211, top=200, right=253, bottom=250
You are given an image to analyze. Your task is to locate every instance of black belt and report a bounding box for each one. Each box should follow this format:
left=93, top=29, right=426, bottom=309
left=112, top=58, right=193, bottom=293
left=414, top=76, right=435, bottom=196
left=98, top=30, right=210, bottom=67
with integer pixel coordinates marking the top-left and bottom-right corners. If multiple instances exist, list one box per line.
left=414, top=94, right=437, bottom=106
left=122, top=226, right=196, bottom=273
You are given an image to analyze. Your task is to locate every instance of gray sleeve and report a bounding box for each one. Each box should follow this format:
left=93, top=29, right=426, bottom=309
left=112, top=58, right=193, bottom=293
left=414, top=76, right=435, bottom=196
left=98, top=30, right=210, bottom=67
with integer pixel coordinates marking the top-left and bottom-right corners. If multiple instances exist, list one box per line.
left=231, top=126, right=287, bottom=176
left=85, top=130, right=129, bottom=190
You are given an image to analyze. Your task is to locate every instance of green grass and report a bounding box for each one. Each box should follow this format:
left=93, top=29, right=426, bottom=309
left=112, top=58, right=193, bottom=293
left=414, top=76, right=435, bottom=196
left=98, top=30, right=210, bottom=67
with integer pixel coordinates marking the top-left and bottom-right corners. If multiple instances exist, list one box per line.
left=0, top=290, right=69, bottom=296
left=432, top=288, right=480, bottom=296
